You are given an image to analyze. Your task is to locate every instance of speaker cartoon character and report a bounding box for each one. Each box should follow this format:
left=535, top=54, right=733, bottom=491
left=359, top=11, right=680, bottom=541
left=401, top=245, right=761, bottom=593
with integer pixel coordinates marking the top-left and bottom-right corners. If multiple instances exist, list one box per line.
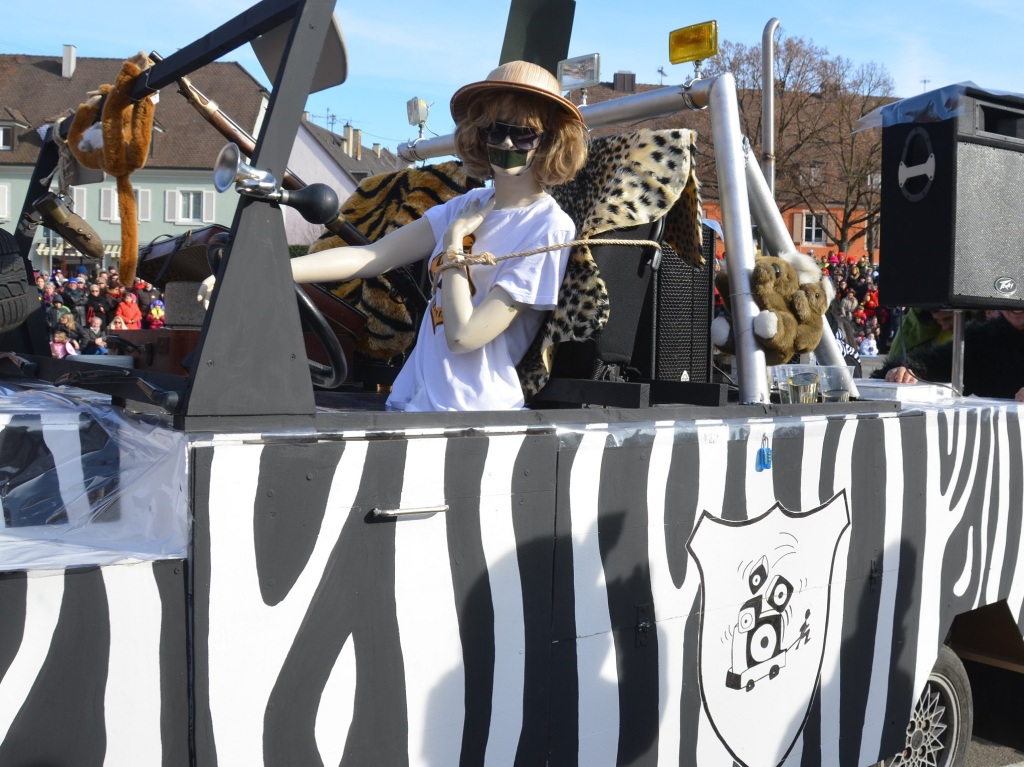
left=725, top=557, right=809, bottom=692
left=688, top=491, right=850, bottom=767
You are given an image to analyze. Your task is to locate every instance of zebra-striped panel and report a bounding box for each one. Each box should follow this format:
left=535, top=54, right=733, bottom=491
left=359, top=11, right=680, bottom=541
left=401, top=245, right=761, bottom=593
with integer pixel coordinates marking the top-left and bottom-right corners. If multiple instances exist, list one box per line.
left=188, top=403, right=1024, bottom=767
left=0, top=560, right=189, bottom=764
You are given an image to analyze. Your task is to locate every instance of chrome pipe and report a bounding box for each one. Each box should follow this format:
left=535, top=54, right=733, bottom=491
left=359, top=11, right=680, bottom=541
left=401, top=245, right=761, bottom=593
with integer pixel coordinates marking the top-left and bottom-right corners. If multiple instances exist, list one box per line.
left=399, top=135, right=456, bottom=164
left=745, top=153, right=860, bottom=398
left=575, top=78, right=712, bottom=125
left=813, top=323, right=861, bottom=397
left=761, top=18, right=780, bottom=199
left=396, top=80, right=713, bottom=164
left=745, top=141, right=793, bottom=258
left=951, top=311, right=965, bottom=395
left=710, top=73, right=769, bottom=403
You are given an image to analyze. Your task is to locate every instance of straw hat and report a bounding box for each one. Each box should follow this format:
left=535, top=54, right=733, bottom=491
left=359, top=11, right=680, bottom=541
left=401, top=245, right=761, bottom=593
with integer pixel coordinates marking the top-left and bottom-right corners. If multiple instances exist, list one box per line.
left=450, top=60, right=583, bottom=124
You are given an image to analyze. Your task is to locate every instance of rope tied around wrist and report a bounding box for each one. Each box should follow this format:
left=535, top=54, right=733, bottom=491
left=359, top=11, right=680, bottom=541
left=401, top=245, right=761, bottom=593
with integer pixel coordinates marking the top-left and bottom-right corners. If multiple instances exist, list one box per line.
left=431, top=237, right=663, bottom=296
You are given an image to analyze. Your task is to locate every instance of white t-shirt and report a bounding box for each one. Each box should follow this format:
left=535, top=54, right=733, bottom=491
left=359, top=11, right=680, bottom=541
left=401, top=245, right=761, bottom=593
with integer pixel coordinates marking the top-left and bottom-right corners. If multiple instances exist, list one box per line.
left=387, top=188, right=574, bottom=412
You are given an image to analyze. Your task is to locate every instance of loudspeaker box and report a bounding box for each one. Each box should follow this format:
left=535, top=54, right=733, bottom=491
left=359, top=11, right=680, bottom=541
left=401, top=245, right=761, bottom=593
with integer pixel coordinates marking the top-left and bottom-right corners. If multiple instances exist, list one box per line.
left=880, top=88, right=1024, bottom=309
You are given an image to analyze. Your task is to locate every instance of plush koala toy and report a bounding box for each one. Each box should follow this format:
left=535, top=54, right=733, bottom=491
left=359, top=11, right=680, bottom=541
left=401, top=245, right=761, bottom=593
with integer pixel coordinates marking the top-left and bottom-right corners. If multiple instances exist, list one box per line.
left=712, top=253, right=831, bottom=365
left=791, top=280, right=831, bottom=357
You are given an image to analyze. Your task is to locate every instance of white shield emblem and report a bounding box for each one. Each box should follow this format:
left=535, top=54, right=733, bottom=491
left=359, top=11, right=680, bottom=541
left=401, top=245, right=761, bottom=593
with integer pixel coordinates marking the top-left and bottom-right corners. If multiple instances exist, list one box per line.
left=687, top=491, right=850, bottom=767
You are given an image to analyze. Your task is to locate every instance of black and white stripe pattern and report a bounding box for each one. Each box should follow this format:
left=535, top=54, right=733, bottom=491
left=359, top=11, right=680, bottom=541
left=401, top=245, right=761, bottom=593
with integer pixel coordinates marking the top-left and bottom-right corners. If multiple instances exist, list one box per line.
left=187, top=402, right=1024, bottom=767
left=0, top=561, right=188, bottom=764
left=2, top=401, right=1022, bottom=765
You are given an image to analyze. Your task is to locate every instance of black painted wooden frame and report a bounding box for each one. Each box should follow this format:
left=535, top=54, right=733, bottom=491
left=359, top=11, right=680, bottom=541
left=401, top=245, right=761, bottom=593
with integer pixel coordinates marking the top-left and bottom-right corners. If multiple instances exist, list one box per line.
left=12, top=0, right=337, bottom=428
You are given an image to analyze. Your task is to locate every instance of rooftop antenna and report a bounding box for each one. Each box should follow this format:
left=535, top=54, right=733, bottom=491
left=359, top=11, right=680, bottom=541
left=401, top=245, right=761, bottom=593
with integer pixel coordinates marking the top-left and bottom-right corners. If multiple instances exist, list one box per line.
left=313, top=107, right=338, bottom=131
left=921, top=77, right=931, bottom=92
left=657, top=66, right=667, bottom=86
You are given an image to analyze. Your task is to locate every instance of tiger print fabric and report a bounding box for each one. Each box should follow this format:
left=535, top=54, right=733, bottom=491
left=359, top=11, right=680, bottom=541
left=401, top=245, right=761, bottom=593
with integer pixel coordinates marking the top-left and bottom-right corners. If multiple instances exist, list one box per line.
left=310, top=161, right=482, bottom=360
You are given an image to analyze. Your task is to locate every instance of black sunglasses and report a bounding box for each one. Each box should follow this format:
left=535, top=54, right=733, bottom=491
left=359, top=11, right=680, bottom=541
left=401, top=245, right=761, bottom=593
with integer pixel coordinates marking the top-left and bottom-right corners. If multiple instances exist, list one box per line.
left=481, top=122, right=544, bottom=151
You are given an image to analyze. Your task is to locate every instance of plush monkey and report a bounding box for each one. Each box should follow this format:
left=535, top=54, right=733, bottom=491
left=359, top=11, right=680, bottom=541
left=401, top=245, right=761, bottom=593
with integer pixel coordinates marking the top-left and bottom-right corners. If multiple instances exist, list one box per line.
left=68, top=53, right=156, bottom=287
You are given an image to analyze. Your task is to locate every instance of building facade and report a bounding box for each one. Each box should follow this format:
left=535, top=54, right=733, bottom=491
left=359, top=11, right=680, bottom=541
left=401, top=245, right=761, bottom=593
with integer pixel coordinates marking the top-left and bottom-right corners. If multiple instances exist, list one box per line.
left=0, top=48, right=401, bottom=274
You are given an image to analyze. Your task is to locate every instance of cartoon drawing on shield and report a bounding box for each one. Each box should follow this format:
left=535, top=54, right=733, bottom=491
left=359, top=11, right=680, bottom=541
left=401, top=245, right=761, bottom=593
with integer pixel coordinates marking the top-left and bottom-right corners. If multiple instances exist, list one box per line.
left=687, top=490, right=850, bottom=767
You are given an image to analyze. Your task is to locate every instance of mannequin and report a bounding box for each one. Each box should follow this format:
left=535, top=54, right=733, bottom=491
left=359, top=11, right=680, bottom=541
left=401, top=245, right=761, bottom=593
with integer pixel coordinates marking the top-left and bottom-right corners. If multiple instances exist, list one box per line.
left=212, top=61, right=588, bottom=411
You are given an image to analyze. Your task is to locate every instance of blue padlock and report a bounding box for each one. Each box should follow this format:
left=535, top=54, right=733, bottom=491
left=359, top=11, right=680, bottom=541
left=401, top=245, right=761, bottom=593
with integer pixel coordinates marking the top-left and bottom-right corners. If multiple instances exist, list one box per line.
left=756, top=435, right=773, bottom=472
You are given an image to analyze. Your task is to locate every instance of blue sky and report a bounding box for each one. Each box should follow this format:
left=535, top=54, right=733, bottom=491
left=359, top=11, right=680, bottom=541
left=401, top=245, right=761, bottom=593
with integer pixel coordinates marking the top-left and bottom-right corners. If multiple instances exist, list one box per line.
left=5, top=0, right=1024, bottom=154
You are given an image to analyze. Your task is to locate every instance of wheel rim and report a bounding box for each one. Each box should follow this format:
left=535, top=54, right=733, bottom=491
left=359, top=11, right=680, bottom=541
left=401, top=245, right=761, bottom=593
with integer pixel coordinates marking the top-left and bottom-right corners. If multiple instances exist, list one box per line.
left=890, top=672, right=961, bottom=767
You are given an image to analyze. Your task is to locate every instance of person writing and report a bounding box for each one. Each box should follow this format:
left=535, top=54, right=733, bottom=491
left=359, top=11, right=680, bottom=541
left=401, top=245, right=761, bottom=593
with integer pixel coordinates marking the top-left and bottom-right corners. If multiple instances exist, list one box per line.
left=879, top=310, right=1024, bottom=401
left=201, top=61, right=587, bottom=411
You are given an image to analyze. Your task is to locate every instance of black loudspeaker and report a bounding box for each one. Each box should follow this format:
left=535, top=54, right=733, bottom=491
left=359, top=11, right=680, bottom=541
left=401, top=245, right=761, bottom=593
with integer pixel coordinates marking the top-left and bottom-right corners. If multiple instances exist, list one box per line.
left=632, top=224, right=715, bottom=383
left=881, top=89, right=1024, bottom=309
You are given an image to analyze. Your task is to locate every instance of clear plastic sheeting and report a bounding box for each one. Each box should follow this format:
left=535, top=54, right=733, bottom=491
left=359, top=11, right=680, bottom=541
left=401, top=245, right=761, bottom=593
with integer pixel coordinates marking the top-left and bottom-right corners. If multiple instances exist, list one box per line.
left=854, top=82, right=1024, bottom=132
left=0, top=383, right=188, bottom=571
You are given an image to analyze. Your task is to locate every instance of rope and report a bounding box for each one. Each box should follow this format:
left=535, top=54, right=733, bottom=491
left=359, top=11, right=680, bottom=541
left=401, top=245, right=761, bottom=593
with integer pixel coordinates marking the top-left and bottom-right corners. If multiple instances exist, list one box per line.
left=430, top=237, right=662, bottom=296
left=40, top=119, right=77, bottom=196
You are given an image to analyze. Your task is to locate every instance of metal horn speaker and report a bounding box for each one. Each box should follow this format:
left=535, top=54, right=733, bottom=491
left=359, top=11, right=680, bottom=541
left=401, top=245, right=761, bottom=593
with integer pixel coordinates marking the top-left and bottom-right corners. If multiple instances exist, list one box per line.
left=213, top=142, right=278, bottom=195
left=211, top=142, right=340, bottom=225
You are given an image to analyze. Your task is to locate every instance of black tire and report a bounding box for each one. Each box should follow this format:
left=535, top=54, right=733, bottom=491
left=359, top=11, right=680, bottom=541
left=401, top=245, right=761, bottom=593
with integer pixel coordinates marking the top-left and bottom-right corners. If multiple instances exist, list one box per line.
left=0, top=230, right=35, bottom=334
left=882, top=646, right=973, bottom=767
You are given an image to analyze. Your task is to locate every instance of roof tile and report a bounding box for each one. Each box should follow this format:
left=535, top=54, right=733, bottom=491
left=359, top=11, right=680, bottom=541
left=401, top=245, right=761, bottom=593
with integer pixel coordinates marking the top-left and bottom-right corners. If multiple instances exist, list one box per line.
left=0, top=54, right=266, bottom=170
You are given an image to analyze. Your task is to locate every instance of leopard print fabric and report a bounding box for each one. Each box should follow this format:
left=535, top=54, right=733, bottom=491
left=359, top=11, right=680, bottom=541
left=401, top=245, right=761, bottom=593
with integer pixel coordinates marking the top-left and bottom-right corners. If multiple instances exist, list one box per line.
left=517, top=129, right=702, bottom=398
left=310, top=161, right=481, bottom=360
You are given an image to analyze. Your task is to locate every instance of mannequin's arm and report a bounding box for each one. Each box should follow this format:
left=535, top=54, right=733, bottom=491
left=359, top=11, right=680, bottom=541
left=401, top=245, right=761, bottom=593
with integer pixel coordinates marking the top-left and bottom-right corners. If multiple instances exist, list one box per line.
left=442, top=276, right=520, bottom=353
left=198, top=216, right=436, bottom=308
left=435, top=195, right=519, bottom=353
left=290, top=217, right=434, bottom=283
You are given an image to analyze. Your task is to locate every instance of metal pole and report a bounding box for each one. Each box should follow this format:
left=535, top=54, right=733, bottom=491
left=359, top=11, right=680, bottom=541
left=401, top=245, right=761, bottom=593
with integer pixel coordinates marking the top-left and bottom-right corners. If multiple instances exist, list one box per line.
left=711, top=74, right=769, bottom=403
left=744, top=154, right=860, bottom=397
left=951, top=311, right=965, bottom=395
left=761, top=18, right=780, bottom=199
left=397, top=80, right=713, bottom=163
left=746, top=142, right=793, bottom=259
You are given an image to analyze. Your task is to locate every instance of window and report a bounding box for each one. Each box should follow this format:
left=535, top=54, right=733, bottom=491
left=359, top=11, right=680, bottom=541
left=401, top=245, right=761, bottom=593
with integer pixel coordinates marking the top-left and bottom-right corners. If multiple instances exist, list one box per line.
left=70, top=186, right=87, bottom=218
left=101, top=188, right=151, bottom=223
left=792, top=211, right=827, bottom=246
left=0, top=126, right=12, bottom=151
left=165, top=189, right=214, bottom=225
left=180, top=191, right=203, bottom=223
left=803, top=214, right=825, bottom=245
left=0, top=184, right=9, bottom=222
left=137, top=188, right=151, bottom=222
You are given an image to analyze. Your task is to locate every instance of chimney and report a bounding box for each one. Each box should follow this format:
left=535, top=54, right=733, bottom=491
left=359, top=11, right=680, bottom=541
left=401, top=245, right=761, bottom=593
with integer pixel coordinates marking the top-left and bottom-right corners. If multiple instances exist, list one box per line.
left=62, top=45, right=77, bottom=79
left=301, top=111, right=310, bottom=122
left=343, top=123, right=354, bottom=157
left=354, top=129, right=362, bottom=161
left=372, top=143, right=381, bottom=158
left=613, top=71, right=636, bottom=93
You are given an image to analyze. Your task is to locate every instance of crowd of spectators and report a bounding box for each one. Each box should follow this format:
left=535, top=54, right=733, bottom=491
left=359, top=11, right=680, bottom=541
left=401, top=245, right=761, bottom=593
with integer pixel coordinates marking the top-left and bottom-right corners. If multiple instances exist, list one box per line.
left=814, top=249, right=891, bottom=358
left=37, top=265, right=165, bottom=358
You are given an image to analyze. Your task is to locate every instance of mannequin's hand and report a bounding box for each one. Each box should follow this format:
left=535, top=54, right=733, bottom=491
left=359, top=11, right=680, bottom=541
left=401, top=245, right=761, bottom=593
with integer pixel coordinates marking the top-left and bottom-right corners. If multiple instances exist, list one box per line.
left=445, top=196, right=496, bottom=250
left=1016, top=387, right=1024, bottom=403
left=197, top=275, right=216, bottom=310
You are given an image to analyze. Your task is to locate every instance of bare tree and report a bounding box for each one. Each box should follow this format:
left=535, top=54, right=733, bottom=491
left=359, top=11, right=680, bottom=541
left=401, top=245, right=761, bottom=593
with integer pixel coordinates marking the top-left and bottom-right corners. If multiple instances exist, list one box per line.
left=701, top=32, right=895, bottom=254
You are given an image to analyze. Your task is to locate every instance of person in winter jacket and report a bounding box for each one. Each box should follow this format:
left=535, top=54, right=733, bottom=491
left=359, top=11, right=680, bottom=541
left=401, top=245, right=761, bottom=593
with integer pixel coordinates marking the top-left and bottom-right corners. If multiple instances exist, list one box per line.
left=114, top=292, right=143, bottom=330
